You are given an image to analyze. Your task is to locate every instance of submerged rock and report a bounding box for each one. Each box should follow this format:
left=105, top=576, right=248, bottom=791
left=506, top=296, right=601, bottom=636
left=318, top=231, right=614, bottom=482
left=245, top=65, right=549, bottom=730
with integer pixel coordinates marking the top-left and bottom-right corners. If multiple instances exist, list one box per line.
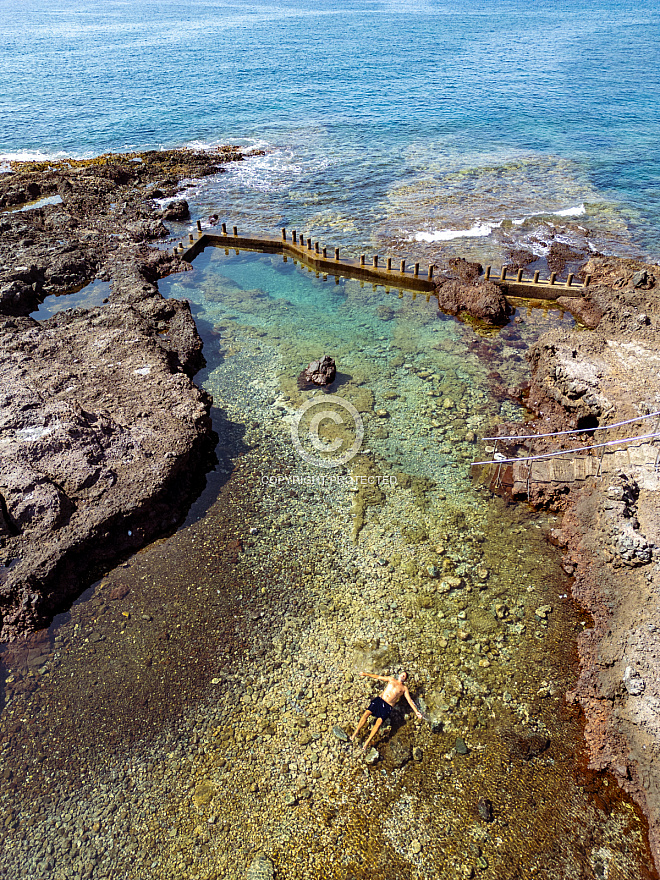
left=501, top=729, right=550, bottom=760
left=247, top=856, right=274, bottom=880
left=455, top=737, right=469, bottom=755
left=477, top=797, right=494, bottom=822
left=623, top=666, right=645, bottom=696
left=193, top=779, right=215, bottom=808
left=384, top=735, right=411, bottom=768
left=298, top=355, right=336, bottom=388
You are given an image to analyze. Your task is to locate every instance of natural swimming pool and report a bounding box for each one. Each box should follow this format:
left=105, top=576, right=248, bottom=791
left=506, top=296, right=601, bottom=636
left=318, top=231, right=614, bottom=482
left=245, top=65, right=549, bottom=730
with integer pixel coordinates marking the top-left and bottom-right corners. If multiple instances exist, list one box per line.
left=2, top=249, right=654, bottom=879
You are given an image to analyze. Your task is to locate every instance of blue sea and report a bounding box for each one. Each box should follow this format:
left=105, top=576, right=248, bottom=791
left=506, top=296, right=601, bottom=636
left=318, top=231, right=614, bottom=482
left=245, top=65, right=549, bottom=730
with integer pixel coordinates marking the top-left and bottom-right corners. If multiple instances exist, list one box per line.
left=1, top=3, right=659, bottom=879
left=2, top=0, right=660, bottom=264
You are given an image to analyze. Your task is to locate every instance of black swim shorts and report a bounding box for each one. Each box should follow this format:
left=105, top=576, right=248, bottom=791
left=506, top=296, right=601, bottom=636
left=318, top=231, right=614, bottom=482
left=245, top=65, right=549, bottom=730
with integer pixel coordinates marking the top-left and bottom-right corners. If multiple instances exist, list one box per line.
left=368, top=696, right=393, bottom=720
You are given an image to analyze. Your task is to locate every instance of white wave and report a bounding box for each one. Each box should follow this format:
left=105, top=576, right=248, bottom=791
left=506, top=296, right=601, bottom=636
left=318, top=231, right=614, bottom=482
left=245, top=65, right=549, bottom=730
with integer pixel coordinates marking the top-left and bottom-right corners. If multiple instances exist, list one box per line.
left=0, top=147, right=96, bottom=164
left=183, top=135, right=333, bottom=193
left=512, top=203, right=587, bottom=225
left=226, top=148, right=330, bottom=193
left=182, top=136, right=273, bottom=155
left=414, top=221, right=502, bottom=243
left=416, top=204, right=589, bottom=240
left=0, top=149, right=66, bottom=173
left=554, top=203, right=586, bottom=217
left=183, top=137, right=265, bottom=152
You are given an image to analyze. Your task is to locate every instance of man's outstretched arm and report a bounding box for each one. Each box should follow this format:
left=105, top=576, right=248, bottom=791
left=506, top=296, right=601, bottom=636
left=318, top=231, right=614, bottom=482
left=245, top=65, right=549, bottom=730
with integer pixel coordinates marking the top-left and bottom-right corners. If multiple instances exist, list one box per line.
left=404, top=688, right=423, bottom=718
left=359, top=672, right=391, bottom=682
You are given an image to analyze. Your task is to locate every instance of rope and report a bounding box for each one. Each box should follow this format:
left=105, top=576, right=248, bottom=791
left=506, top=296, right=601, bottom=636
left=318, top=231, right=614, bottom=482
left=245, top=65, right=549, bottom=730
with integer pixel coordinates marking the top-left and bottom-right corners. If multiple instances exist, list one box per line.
left=471, top=430, right=660, bottom=467
left=482, top=410, right=660, bottom=442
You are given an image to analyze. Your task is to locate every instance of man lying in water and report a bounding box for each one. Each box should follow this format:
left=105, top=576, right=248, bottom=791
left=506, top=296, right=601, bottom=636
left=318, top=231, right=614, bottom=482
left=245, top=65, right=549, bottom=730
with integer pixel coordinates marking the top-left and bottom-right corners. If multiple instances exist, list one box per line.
left=350, top=670, right=423, bottom=751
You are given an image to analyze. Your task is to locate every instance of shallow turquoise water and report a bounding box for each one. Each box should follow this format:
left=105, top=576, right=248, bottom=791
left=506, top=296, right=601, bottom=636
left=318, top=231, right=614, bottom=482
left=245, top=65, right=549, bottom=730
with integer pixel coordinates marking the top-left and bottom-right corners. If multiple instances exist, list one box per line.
left=1, top=0, right=660, bottom=260
left=161, top=246, right=567, bottom=490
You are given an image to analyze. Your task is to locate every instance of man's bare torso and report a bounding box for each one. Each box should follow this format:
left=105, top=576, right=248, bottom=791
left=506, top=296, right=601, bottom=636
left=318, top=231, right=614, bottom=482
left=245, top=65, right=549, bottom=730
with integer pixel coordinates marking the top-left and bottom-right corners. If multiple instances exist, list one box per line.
left=381, top=677, right=407, bottom=706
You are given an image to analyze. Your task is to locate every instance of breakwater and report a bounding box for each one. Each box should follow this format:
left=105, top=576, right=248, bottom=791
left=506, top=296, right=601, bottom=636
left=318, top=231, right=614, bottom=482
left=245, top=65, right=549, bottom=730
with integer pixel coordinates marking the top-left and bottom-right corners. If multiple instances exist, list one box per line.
left=174, top=224, right=589, bottom=302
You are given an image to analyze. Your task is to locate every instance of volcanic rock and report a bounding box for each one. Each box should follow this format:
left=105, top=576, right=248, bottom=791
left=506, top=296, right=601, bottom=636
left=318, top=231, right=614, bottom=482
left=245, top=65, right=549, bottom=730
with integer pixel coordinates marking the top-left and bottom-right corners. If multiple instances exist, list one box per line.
left=298, top=355, right=336, bottom=387
left=0, top=148, right=254, bottom=640
left=159, top=199, right=190, bottom=221
left=0, top=305, right=213, bottom=640
left=434, top=279, right=511, bottom=325
left=447, top=256, right=483, bottom=282
left=547, top=241, right=586, bottom=276
left=501, top=729, right=550, bottom=760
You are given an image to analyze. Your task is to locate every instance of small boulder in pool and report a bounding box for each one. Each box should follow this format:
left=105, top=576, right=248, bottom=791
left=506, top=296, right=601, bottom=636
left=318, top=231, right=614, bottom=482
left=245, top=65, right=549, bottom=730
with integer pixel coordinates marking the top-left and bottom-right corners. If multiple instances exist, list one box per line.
left=298, top=355, right=336, bottom=388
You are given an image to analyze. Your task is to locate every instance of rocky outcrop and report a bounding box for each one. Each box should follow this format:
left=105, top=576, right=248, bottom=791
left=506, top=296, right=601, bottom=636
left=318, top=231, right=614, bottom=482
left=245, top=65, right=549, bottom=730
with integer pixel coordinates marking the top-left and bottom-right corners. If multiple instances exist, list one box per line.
left=495, top=254, right=660, bottom=869
left=0, top=305, right=213, bottom=640
left=298, top=355, right=337, bottom=388
left=546, top=241, right=586, bottom=275
left=0, top=147, right=247, bottom=318
left=446, top=256, right=483, bottom=282
left=434, top=278, right=511, bottom=325
left=0, top=148, right=257, bottom=640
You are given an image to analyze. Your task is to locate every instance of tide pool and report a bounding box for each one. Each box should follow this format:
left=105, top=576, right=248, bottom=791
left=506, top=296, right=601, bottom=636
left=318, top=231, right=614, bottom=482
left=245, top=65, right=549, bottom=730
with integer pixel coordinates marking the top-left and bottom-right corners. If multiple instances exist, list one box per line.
left=2, top=251, right=654, bottom=879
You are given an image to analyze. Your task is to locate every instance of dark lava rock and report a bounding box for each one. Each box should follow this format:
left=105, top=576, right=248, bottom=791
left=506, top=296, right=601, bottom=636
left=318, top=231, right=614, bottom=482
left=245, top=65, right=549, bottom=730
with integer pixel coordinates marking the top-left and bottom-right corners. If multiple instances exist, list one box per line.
left=477, top=797, right=494, bottom=822
left=501, top=729, right=550, bottom=760
left=0, top=305, right=213, bottom=641
left=298, top=355, right=336, bottom=388
left=435, top=279, right=511, bottom=325
left=556, top=291, right=606, bottom=330
left=506, top=248, right=538, bottom=269
left=0, top=147, right=244, bottom=318
left=547, top=241, right=586, bottom=276
left=0, top=148, right=253, bottom=641
left=159, top=199, right=190, bottom=221
left=447, top=256, right=483, bottom=282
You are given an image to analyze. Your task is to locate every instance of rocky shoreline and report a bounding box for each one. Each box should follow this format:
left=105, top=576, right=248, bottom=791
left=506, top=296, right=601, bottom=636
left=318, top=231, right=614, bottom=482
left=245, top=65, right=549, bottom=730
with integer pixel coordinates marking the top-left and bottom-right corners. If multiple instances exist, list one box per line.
left=488, top=254, right=660, bottom=869
left=0, top=148, right=254, bottom=640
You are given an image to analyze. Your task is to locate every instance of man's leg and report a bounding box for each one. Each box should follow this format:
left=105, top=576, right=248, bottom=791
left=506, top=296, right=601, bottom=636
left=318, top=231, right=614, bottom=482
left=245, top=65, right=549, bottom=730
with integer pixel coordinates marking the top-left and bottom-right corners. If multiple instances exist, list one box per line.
left=351, top=709, right=372, bottom=741
left=363, top=717, right=383, bottom=750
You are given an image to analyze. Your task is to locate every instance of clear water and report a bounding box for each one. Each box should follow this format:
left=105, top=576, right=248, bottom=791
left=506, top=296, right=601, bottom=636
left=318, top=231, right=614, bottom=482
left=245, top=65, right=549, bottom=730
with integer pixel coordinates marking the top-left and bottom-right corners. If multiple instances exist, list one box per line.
left=1, top=1, right=660, bottom=262
left=1, top=250, right=654, bottom=879
left=28, top=279, right=111, bottom=320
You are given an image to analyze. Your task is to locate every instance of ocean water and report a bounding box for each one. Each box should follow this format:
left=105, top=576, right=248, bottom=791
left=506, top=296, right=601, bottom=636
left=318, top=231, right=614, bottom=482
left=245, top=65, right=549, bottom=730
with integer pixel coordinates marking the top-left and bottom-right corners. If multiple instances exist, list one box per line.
left=2, top=3, right=660, bottom=879
left=2, top=0, right=660, bottom=263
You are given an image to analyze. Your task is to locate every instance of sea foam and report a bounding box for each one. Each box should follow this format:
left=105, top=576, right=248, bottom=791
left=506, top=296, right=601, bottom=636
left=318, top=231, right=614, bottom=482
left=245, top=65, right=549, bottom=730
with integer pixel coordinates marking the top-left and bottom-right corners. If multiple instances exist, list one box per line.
left=415, top=205, right=588, bottom=243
